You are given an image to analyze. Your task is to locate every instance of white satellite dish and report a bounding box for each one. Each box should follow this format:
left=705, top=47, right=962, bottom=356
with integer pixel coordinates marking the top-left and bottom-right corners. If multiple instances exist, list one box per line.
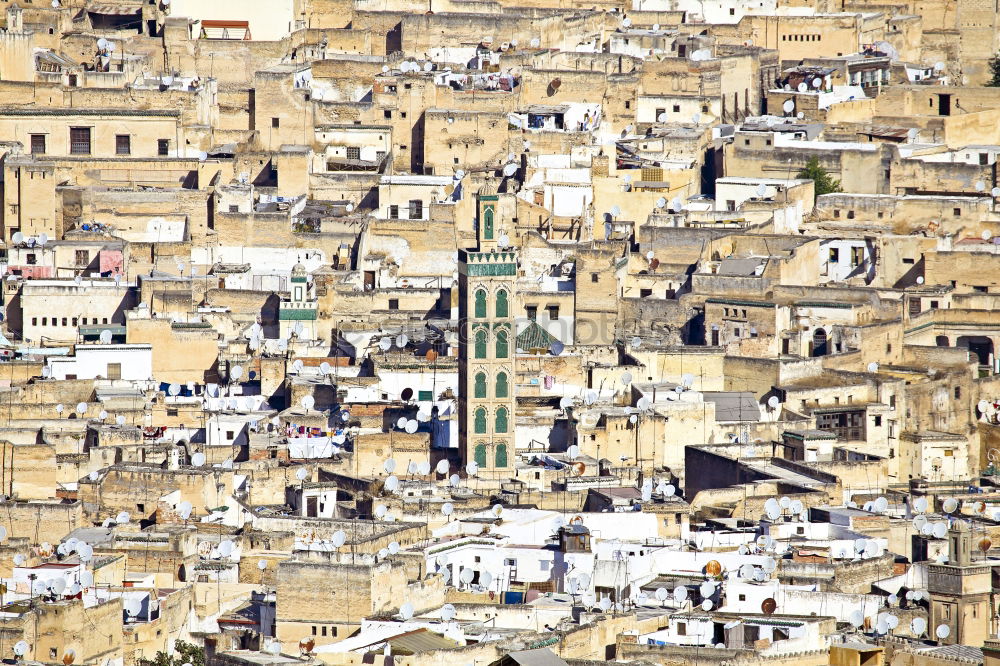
left=99, top=329, right=112, bottom=344
left=400, top=602, right=414, bottom=619
left=384, top=475, right=400, bottom=492
left=295, top=468, right=308, bottom=481
left=466, top=461, right=479, bottom=476
left=782, top=100, right=794, bottom=113
left=300, top=395, right=315, bottom=411
left=502, top=163, right=518, bottom=177
left=192, top=452, right=206, bottom=466
left=441, top=604, right=456, bottom=621
left=767, top=396, right=780, bottom=409
left=178, top=501, right=192, bottom=519
left=936, top=624, right=951, bottom=639
left=436, top=459, right=449, bottom=475
left=384, top=458, right=397, bottom=473
left=218, top=540, right=234, bottom=557
left=942, top=497, right=959, bottom=513
left=332, top=530, right=346, bottom=547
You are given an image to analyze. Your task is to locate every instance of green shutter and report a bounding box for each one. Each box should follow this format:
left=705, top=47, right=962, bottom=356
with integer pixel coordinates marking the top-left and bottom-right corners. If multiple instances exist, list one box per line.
left=474, top=290, right=487, bottom=318
left=495, top=407, right=508, bottom=433
left=474, top=408, right=487, bottom=434
left=494, top=443, right=508, bottom=468
left=496, top=372, right=508, bottom=398
left=475, top=443, right=487, bottom=468
left=474, top=372, right=487, bottom=398
left=496, top=289, right=508, bottom=318
left=475, top=329, right=487, bottom=358
left=418, top=390, right=433, bottom=401
left=495, top=329, right=508, bottom=358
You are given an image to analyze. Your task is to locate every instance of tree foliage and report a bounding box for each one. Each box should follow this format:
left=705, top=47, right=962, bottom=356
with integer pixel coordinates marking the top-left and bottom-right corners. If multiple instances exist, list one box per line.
left=137, top=640, right=205, bottom=666
left=989, top=54, right=1000, bottom=87
left=796, top=156, right=842, bottom=199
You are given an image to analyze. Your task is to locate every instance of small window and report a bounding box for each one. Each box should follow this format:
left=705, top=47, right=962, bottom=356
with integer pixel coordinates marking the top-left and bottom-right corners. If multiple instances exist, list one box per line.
left=31, top=317, right=37, bottom=326
left=26, top=254, right=36, bottom=265
left=672, top=104, right=680, bottom=112
left=312, top=626, right=317, bottom=636
left=953, top=207, right=961, bottom=216
left=526, top=305, right=537, bottom=321
left=677, top=622, right=686, bottom=636
left=226, top=430, right=234, bottom=440
left=955, top=387, right=961, bottom=399
left=70, top=127, right=91, bottom=155
left=388, top=298, right=399, bottom=310
left=874, top=416, right=882, bottom=426
left=345, top=146, right=361, bottom=161
left=321, top=627, right=327, bottom=636
left=624, top=100, right=630, bottom=109
left=389, top=204, right=399, bottom=218
left=157, top=139, right=169, bottom=156
left=902, top=257, right=914, bottom=264
left=271, top=117, right=280, bottom=128
left=167, top=408, right=178, bottom=416
left=384, top=110, right=392, bottom=119
left=30, top=134, right=46, bottom=154
left=116, top=134, right=131, bottom=155
left=546, top=305, right=559, bottom=320
left=591, top=272, right=599, bottom=283
left=50, top=649, right=57, bottom=659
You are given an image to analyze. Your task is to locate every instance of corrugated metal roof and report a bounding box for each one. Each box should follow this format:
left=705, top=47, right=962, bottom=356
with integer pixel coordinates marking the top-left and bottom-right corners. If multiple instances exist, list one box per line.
left=388, top=628, right=458, bottom=654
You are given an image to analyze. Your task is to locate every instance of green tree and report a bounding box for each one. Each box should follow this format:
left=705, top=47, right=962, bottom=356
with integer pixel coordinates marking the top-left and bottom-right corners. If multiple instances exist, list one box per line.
left=988, top=54, right=1000, bottom=87
left=796, top=156, right=842, bottom=200
left=137, top=640, right=205, bottom=666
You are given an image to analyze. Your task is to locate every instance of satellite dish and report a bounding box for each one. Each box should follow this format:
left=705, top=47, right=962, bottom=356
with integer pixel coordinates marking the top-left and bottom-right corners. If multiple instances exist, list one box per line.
left=332, top=530, right=346, bottom=548
left=449, top=474, right=460, bottom=487
left=460, top=568, right=474, bottom=584
left=610, top=205, right=621, bottom=217
left=441, top=604, right=456, bottom=621
left=116, top=511, right=130, bottom=524
left=295, top=467, right=308, bottom=481
left=76, top=402, right=87, bottom=415
left=796, top=82, right=808, bottom=93
left=384, top=475, right=399, bottom=492
left=914, top=496, right=929, bottom=513
left=38, top=233, right=48, bottom=246
left=99, top=330, right=112, bottom=344
left=384, top=458, right=397, bottom=474
left=116, top=415, right=126, bottom=426
left=673, top=586, right=688, bottom=602
left=782, top=100, right=794, bottom=113
left=55, top=404, right=64, bottom=414
left=374, top=504, right=388, bottom=519
left=849, top=610, right=864, bottom=627
left=218, top=540, right=234, bottom=557
left=399, top=602, right=414, bottom=620
left=395, top=334, right=408, bottom=348
left=436, top=459, right=449, bottom=475
left=502, top=163, right=518, bottom=177
left=466, top=461, right=479, bottom=476
left=942, top=497, right=959, bottom=513
left=192, top=452, right=206, bottom=466
left=300, top=395, right=315, bottom=411
left=405, top=419, right=418, bottom=434
left=767, top=396, right=780, bottom=409
left=378, top=337, right=392, bottom=351
left=230, top=365, right=244, bottom=381
left=13, top=641, right=29, bottom=657
left=761, top=598, right=777, bottom=615
left=936, top=624, right=951, bottom=639
left=932, top=522, right=948, bottom=539
left=441, top=502, right=454, bottom=516
left=319, top=362, right=331, bottom=376
left=168, top=383, right=181, bottom=396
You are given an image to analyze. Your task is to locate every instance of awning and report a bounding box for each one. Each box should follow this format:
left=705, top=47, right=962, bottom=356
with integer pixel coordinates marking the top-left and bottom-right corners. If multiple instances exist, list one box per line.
left=88, top=4, right=141, bottom=15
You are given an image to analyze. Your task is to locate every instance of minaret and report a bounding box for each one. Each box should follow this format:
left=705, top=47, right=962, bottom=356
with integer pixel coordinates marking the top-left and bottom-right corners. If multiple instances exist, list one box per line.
left=278, top=263, right=318, bottom=340
left=927, top=521, right=991, bottom=646
left=458, top=180, right=516, bottom=474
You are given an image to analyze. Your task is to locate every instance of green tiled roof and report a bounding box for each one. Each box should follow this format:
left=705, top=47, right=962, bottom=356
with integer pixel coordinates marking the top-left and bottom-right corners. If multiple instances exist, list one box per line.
left=517, top=322, right=557, bottom=350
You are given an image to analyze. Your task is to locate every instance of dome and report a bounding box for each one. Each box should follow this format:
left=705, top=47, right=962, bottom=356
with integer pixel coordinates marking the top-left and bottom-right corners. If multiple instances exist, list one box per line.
left=291, top=263, right=307, bottom=276
left=477, top=178, right=498, bottom=197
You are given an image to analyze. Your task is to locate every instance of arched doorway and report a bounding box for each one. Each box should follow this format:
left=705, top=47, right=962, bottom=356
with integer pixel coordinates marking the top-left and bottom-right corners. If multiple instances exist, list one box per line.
left=811, top=328, right=828, bottom=357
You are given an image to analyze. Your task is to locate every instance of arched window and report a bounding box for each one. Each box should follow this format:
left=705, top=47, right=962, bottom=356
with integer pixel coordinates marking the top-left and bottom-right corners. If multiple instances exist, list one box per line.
left=496, top=372, right=509, bottom=398
left=474, top=372, right=487, bottom=398
left=483, top=206, right=494, bottom=240
left=474, top=443, right=487, bottom=468
left=495, top=407, right=509, bottom=433
left=495, top=328, right=508, bottom=359
left=496, top=289, right=509, bottom=318
left=474, top=289, right=487, bottom=318
left=474, top=407, right=487, bottom=434
left=811, top=328, right=828, bottom=357
left=475, top=329, right=487, bottom=359
left=495, top=443, right=508, bottom=468
left=936, top=335, right=950, bottom=347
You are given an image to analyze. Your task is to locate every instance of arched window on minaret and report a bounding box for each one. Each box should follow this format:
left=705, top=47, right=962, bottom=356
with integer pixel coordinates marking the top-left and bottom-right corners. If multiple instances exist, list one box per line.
left=495, top=289, right=509, bottom=318
left=494, top=443, right=508, bottom=468
left=474, top=408, right=487, bottom=434
left=475, top=329, right=487, bottom=358
left=495, top=407, right=509, bottom=433
left=495, top=328, right=508, bottom=358
left=474, top=289, right=487, bottom=318
left=474, top=372, right=487, bottom=398
left=474, top=443, right=487, bottom=468
left=483, top=206, right=494, bottom=240
left=495, top=372, right=508, bottom=398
